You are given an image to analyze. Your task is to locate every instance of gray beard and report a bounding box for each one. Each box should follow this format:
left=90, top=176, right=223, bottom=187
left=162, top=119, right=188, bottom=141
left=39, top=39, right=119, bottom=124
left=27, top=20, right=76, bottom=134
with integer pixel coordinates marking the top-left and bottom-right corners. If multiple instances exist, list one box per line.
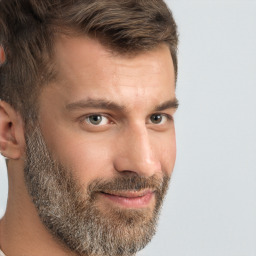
left=24, top=126, right=170, bottom=256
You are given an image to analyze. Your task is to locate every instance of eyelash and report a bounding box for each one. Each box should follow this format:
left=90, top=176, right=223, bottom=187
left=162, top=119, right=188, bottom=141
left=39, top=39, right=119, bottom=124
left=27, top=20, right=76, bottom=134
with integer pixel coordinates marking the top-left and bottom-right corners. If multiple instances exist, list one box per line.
left=149, top=113, right=173, bottom=124
left=81, top=113, right=173, bottom=126
left=85, top=114, right=112, bottom=126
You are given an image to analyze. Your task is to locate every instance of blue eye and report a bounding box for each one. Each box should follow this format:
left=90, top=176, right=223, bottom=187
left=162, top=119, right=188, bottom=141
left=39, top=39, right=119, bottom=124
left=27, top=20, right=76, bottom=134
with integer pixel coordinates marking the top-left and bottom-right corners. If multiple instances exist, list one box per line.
left=86, top=115, right=109, bottom=125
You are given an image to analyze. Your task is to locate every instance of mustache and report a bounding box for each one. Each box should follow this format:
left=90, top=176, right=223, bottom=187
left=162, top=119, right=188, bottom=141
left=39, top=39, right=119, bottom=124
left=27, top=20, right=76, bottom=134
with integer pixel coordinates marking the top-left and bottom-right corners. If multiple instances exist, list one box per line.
left=87, top=174, right=169, bottom=196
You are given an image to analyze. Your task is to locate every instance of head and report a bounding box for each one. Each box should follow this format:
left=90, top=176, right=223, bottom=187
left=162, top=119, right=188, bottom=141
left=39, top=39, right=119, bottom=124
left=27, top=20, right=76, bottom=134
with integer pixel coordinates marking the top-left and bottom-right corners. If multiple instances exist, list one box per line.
left=0, top=0, right=178, bottom=255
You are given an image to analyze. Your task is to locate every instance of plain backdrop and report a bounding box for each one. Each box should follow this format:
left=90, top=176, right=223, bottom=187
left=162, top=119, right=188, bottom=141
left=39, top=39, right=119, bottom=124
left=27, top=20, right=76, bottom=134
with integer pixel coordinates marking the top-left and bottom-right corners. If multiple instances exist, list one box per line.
left=1, top=1, right=256, bottom=255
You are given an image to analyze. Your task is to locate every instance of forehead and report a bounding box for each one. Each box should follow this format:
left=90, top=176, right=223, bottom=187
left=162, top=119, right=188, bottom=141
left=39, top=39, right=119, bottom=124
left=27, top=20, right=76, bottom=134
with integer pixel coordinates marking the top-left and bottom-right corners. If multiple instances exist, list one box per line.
left=45, top=35, right=175, bottom=110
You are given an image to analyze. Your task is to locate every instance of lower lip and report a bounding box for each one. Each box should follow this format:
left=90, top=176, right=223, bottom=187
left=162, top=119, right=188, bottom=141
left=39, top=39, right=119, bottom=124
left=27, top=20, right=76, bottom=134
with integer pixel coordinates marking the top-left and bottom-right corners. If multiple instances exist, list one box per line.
left=100, top=192, right=154, bottom=208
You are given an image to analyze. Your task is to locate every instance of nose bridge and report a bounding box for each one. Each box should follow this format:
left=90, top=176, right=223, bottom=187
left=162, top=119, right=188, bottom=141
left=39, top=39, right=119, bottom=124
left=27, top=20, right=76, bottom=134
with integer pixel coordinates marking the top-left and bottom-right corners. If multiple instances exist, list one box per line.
left=115, top=123, right=161, bottom=176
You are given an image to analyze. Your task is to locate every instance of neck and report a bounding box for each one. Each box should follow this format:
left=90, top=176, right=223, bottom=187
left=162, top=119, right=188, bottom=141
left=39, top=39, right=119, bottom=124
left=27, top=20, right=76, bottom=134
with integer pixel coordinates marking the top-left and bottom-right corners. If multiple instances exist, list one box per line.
left=0, top=161, right=76, bottom=256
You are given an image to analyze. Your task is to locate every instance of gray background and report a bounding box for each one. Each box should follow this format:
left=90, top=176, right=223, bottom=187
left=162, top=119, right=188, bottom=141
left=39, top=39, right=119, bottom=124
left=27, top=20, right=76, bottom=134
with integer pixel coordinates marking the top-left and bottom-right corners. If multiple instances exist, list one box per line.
left=1, top=1, right=256, bottom=255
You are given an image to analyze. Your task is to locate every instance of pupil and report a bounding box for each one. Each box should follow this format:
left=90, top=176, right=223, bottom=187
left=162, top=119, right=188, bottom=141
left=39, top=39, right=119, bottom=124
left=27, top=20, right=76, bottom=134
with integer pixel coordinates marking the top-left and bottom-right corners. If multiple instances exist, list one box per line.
left=151, top=114, right=162, bottom=124
left=90, top=115, right=102, bottom=124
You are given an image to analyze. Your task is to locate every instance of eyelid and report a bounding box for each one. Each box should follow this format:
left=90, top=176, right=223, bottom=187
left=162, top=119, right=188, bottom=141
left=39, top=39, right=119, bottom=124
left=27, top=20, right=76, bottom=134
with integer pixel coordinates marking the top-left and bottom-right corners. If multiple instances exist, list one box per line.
left=86, top=115, right=108, bottom=125
left=148, top=113, right=173, bottom=124
left=78, top=112, right=173, bottom=129
left=82, top=113, right=114, bottom=126
left=164, top=113, right=173, bottom=121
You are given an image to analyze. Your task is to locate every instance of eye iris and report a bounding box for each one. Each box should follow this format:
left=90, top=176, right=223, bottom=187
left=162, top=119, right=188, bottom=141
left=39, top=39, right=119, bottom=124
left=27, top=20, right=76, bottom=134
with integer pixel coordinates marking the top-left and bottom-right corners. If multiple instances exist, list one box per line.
left=89, top=115, right=102, bottom=125
left=151, top=114, right=162, bottom=124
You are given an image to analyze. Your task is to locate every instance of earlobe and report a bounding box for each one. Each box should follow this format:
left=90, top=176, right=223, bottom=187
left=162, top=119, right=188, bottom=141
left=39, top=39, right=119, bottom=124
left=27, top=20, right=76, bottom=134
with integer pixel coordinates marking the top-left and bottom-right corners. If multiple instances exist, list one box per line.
left=0, top=101, right=25, bottom=160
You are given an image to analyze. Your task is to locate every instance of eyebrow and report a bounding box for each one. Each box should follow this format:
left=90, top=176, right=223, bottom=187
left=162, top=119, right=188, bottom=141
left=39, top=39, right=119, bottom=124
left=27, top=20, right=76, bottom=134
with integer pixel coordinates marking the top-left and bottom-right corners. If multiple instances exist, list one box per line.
left=155, top=98, right=179, bottom=111
left=66, top=98, right=125, bottom=111
left=66, top=97, right=179, bottom=112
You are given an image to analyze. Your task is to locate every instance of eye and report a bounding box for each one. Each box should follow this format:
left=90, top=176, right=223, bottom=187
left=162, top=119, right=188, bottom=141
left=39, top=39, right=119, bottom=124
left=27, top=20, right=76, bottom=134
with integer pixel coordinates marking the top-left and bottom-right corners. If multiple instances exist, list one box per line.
left=149, top=114, right=169, bottom=125
left=85, top=115, right=110, bottom=126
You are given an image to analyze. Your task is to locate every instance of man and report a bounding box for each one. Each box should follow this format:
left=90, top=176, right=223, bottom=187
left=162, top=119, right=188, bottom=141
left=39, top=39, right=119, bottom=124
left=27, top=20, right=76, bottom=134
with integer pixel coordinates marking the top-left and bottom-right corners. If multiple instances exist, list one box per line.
left=0, top=0, right=178, bottom=255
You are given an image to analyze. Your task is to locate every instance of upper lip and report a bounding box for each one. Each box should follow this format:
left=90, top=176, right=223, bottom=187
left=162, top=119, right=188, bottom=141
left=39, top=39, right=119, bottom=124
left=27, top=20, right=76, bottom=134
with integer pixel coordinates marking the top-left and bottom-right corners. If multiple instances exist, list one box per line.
left=101, top=189, right=154, bottom=198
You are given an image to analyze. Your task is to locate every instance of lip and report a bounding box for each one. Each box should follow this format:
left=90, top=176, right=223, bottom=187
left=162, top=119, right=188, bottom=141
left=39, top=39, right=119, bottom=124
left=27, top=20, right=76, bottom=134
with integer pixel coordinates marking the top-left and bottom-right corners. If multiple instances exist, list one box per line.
left=99, top=190, right=155, bottom=208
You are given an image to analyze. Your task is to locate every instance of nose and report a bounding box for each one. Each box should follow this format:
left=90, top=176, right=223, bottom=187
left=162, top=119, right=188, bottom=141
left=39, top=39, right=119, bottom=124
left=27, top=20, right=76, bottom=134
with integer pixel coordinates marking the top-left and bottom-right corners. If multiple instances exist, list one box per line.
left=113, top=125, right=161, bottom=177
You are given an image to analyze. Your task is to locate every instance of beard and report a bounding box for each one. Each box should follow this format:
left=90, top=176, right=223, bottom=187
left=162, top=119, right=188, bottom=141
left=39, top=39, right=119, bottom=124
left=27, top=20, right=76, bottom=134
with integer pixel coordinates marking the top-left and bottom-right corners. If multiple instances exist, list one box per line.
left=24, top=126, right=170, bottom=256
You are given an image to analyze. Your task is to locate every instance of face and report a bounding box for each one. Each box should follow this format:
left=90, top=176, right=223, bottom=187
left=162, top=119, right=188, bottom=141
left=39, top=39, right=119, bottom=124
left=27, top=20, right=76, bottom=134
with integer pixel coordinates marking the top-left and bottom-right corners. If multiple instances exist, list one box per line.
left=24, top=36, right=177, bottom=256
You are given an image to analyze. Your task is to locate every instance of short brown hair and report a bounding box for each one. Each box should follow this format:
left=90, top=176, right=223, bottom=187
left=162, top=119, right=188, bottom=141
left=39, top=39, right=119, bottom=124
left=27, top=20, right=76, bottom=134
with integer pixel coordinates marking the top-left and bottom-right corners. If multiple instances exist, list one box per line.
left=0, top=0, right=178, bottom=124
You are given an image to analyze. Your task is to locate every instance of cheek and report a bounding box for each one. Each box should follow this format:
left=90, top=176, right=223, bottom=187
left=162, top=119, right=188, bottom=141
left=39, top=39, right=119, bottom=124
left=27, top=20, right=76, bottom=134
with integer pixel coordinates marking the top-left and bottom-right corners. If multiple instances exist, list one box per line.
left=154, top=131, right=176, bottom=176
left=56, top=135, right=116, bottom=183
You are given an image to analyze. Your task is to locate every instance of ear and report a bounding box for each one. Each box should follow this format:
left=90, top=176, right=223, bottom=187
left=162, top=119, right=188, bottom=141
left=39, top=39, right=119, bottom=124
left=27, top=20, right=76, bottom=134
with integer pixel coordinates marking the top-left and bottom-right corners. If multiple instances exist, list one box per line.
left=0, top=100, right=25, bottom=160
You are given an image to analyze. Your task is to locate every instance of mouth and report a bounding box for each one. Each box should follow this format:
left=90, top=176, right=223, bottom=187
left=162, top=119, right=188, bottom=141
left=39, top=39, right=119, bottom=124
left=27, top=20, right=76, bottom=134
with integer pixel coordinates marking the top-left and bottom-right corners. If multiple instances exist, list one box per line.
left=99, top=190, right=155, bottom=208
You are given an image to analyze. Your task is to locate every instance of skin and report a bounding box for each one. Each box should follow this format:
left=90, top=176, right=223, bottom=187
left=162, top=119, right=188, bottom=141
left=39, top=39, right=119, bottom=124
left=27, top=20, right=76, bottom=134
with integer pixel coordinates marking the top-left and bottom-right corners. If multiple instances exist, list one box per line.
left=0, top=35, right=177, bottom=256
